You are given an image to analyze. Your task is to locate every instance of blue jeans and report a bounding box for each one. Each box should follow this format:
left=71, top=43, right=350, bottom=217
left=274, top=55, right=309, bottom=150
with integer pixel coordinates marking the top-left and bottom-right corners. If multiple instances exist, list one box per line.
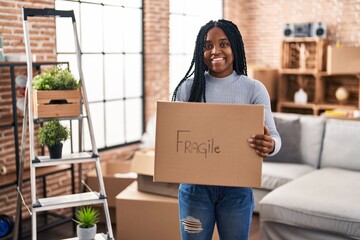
left=179, top=184, right=254, bottom=240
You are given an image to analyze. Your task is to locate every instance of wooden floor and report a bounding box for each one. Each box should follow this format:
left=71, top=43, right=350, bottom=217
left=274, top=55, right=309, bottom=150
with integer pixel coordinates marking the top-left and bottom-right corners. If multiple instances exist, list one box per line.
left=22, top=213, right=260, bottom=240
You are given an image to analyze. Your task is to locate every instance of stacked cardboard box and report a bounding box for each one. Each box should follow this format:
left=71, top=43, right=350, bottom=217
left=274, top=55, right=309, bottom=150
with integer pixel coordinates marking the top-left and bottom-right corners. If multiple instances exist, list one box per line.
left=86, top=160, right=137, bottom=223
left=131, top=149, right=179, bottom=198
left=116, top=181, right=219, bottom=240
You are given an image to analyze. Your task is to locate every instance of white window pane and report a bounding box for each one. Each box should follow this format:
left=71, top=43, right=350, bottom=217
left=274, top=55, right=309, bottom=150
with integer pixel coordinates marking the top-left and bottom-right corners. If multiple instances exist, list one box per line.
left=80, top=3, right=103, bottom=52
left=103, top=0, right=123, bottom=6
left=122, top=0, right=142, bottom=8
left=124, top=54, right=142, bottom=98
left=170, top=55, right=191, bottom=96
left=123, top=8, right=142, bottom=52
left=82, top=54, right=104, bottom=102
left=184, top=16, right=201, bottom=54
left=104, top=54, right=124, bottom=100
left=125, top=98, right=142, bottom=142
left=55, top=1, right=80, bottom=53
left=103, top=6, right=124, bottom=52
left=105, top=100, right=125, bottom=146
left=83, top=0, right=102, bottom=4
left=170, top=1, right=184, bottom=13
left=88, top=102, right=105, bottom=149
left=170, top=15, right=185, bottom=54
left=57, top=54, right=79, bottom=80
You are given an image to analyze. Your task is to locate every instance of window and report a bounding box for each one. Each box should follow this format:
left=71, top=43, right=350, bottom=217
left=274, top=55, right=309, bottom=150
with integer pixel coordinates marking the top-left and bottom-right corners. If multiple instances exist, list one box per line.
left=55, top=0, right=143, bottom=151
left=169, top=0, right=223, bottom=96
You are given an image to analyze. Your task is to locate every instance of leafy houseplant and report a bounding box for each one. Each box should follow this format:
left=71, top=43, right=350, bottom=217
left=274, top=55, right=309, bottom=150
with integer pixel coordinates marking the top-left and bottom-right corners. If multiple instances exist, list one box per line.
left=38, top=120, right=69, bottom=159
left=73, top=206, right=100, bottom=240
left=32, top=66, right=81, bottom=118
left=32, top=66, right=79, bottom=91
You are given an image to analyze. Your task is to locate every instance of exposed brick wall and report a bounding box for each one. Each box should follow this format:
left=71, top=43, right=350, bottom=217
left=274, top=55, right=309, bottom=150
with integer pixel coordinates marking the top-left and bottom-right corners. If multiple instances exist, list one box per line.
left=224, top=0, right=360, bottom=67
left=143, top=0, right=170, bottom=122
left=0, top=0, right=359, bottom=227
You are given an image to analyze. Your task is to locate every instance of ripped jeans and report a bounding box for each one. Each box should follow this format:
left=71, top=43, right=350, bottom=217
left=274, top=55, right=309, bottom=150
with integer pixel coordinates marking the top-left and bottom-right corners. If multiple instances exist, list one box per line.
left=179, top=184, right=254, bottom=240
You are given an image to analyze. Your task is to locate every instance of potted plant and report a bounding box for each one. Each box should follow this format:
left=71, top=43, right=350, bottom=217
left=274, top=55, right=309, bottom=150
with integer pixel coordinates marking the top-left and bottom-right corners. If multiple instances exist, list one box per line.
left=32, top=66, right=81, bottom=118
left=38, top=120, right=69, bottom=159
left=73, top=206, right=100, bottom=240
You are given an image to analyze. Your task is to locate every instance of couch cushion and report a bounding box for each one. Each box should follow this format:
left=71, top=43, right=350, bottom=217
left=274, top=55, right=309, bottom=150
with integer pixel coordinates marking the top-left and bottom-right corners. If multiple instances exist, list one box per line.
left=260, top=168, right=360, bottom=239
left=320, top=119, right=360, bottom=171
left=261, top=162, right=314, bottom=190
left=265, top=116, right=302, bottom=164
left=299, top=115, right=326, bottom=168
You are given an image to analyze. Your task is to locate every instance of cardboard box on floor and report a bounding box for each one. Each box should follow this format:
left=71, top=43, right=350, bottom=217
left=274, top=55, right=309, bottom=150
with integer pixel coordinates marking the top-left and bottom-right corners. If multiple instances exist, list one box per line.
left=154, top=101, right=264, bottom=188
left=131, top=150, right=179, bottom=198
left=116, top=181, right=219, bottom=240
left=86, top=160, right=137, bottom=208
left=247, top=65, right=278, bottom=101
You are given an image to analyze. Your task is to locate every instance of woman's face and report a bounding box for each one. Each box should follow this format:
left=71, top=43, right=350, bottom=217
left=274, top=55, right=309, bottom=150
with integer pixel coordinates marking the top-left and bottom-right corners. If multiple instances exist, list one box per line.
left=203, top=27, right=234, bottom=78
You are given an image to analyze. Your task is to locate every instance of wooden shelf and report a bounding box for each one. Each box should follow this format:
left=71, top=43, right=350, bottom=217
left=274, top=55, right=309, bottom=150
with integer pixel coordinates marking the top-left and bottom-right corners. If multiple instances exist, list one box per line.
left=280, top=68, right=318, bottom=75
left=282, top=37, right=325, bottom=43
left=0, top=165, right=72, bottom=188
left=277, top=101, right=357, bottom=115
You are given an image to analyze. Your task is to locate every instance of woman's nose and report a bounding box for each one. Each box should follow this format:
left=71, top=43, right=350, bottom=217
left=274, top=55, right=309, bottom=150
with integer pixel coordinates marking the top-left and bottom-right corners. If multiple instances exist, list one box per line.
left=211, top=45, right=221, bottom=54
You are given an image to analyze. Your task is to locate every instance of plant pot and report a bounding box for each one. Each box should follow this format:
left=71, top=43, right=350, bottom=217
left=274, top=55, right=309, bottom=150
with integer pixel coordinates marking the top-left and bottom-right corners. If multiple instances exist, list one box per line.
left=47, top=143, right=63, bottom=159
left=33, top=89, right=81, bottom=118
left=77, top=224, right=97, bottom=240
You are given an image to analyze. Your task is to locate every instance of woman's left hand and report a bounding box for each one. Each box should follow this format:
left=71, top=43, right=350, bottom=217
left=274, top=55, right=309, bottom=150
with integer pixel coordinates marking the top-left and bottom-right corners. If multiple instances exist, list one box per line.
left=248, top=125, right=275, bottom=157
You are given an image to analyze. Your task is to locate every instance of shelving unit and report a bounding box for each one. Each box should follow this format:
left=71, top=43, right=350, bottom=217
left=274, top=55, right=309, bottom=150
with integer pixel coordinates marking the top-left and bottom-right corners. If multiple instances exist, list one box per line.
left=0, top=61, right=75, bottom=239
left=277, top=38, right=360, bottom=115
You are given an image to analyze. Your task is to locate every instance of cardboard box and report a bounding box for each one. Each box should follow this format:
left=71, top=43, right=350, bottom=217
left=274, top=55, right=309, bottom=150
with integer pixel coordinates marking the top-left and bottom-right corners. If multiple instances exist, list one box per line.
left=327, top=46, right=360, bottom=74
left=154, top=101, right=264, bottom=188
left=247, top=65, right=278, bottom=101
left=116, top=181, right=219, bottom=240
left=131, top=150, right=179, bottom=198
left=86, top=160, right=137, bottom=208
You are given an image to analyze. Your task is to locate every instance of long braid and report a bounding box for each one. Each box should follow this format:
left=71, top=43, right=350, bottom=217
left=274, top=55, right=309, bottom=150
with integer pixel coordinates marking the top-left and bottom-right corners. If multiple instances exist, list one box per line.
left=172, top=19, right=247, bottom=102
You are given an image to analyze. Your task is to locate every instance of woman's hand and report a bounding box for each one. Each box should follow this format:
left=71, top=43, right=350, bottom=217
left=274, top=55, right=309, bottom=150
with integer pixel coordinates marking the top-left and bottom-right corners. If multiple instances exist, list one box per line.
left=248, top=125, right=275, bottom=157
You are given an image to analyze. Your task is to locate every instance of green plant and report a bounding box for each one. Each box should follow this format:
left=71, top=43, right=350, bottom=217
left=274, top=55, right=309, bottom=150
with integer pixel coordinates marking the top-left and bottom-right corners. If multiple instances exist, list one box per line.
left=32, top=66, right=79, bottom=90
left=38, top=120, right=69, bottom=147
left=73, top=206, right=100, bottom=229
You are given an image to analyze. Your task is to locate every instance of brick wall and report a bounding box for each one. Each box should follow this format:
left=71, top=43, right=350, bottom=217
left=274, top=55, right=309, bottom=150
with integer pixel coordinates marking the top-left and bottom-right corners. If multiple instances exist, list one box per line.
left=0, top=0, right=359, bottom=226
left=224, top=0, right=360, bottom=67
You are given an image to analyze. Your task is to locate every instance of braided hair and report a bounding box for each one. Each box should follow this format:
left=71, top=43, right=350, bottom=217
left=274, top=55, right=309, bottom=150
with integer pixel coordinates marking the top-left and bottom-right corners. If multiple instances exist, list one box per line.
left=171, top=19, right=248, bottom=103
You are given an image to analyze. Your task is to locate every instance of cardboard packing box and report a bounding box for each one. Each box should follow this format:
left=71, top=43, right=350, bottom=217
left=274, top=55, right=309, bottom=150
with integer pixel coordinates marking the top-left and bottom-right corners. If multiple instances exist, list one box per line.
left=131, top=150, right=179, bottom=198
left=154, top=101, right=264, bottom=188
left=116, top=181, right=219, bottom=240
left=247, top=65, right=278, bottom=101
left=327, top=46, right=360, bottom=74
left=86, top=160, right=137, bottom=208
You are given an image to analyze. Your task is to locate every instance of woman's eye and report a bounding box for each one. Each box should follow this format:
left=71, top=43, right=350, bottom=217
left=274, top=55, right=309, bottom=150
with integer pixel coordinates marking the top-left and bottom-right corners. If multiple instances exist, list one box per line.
left=204, top=44, right=213, bottom=50
left=220, top=42, right=230, bottom=48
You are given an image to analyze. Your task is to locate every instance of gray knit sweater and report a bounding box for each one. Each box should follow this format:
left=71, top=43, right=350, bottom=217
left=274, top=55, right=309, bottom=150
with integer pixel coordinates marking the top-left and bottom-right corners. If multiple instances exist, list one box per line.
left=175, top=71, right=281, bottom=156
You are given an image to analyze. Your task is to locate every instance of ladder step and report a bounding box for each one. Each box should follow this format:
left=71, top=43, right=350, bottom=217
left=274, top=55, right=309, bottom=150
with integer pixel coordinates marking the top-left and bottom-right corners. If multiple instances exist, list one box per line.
left=33, top=192, right=105, bottom=212
left=63, top=233, right=111, bottom=240
left=34, top=114, right=87, bottom=123
left=33, top=152, right=97, bottom=167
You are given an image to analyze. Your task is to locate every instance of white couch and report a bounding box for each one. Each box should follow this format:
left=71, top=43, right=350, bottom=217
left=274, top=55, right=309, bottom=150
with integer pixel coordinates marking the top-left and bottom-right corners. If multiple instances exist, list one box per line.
left=255, top=113, right=360, bottom=240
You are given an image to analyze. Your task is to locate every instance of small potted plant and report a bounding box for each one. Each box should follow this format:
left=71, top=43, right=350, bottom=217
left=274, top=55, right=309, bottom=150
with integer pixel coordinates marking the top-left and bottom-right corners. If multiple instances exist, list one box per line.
left=32, top=66, right=81, bottom=118
left=73, top=206, right=100, bottom=240
left=38, top=120, right=69, bottom=159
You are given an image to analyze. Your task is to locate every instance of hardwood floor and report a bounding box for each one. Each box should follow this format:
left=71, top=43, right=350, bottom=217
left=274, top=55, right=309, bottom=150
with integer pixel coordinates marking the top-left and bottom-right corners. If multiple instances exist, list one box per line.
left=22, top=213, right=260, bottom=239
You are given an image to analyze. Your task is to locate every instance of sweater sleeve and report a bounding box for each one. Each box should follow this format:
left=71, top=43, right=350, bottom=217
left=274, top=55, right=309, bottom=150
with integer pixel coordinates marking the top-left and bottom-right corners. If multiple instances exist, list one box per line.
left=252, top=80, right=281, bottom=156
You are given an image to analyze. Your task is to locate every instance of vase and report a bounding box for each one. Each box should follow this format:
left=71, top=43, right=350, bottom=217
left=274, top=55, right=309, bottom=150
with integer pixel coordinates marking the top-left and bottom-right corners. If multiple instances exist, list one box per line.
left=77, top=224, right=97, bottom=240
left=47, top=143, right=63, bottom=159
left=294, top=88, right=308, bottom=104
